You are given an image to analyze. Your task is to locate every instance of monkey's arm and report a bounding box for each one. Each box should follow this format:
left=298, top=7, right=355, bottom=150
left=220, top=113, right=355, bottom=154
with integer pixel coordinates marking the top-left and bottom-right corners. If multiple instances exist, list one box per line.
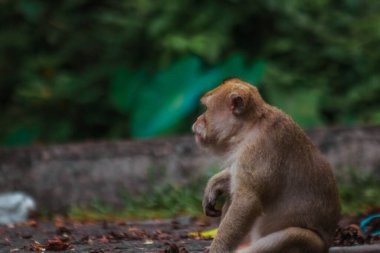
left=203, top=169, right=230, bottom=217
left=209, top=183, right=262, bottom=253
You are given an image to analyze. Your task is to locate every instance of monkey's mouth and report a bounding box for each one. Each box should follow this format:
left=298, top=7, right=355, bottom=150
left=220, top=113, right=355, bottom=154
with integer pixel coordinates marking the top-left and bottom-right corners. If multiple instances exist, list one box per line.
left=194, top=133, right=204, bottom=144
left=192, top=121, right=207, bottom=145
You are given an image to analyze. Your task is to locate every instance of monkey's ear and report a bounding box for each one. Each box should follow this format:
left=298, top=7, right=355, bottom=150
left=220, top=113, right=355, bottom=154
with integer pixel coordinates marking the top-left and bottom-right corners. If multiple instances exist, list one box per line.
left=229, top=93, right=246, bottom=115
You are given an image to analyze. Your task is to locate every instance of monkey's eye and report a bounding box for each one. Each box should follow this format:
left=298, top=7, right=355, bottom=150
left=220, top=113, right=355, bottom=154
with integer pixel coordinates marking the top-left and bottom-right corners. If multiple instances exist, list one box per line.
left=200, top=104, right=207, bottom=112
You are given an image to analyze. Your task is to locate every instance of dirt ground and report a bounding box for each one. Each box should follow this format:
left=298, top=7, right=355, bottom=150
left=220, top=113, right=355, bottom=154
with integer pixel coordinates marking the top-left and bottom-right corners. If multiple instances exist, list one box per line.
left=1, top=215, right=379, bottom=253
left=0, top=217, right=212, bottom=253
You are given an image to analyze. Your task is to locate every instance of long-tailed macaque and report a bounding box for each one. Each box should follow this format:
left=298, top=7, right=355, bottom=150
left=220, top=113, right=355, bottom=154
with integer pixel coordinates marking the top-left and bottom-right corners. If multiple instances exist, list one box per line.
left=192, top=78, right=341, bottom=253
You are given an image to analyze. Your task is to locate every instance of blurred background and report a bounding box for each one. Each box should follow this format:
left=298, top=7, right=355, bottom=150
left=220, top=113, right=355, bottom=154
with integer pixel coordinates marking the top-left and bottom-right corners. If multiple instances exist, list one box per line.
left=2, top=0, right=380, bottom=146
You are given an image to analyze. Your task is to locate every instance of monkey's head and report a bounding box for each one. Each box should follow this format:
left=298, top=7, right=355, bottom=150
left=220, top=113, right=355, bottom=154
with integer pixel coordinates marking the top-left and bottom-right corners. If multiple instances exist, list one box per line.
left=192, top=78, right=265, bottom=153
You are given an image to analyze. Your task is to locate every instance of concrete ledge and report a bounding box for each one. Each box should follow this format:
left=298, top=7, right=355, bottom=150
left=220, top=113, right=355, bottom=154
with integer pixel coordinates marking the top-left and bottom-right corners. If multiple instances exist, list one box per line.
left=0, top=126, right=379, bottom=212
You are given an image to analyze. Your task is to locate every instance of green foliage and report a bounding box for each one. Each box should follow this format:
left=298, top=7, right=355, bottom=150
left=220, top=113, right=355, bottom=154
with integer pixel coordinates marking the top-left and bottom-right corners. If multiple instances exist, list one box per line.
left=69, top=179, right=207, bottom=220
left=110, top=55, right=264, bottom=137
left=68, top=167, right=380, bottom=220
left=265, top=82, right=323, bottom=127
left=338, top=169, right=380, bottom=214
left=69, top=168, right=222, bottom=220
left=1, top=0, right=380, bottom=145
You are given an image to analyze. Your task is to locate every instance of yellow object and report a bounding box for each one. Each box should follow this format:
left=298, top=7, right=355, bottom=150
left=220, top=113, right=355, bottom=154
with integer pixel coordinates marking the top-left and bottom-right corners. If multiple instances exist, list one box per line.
left=189, top=228, right=218, bottom=238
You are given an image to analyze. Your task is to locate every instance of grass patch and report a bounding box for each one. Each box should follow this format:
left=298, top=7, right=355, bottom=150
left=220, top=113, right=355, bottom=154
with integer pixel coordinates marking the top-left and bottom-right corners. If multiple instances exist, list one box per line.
left=68, top=179, right=206, bottom=221
left=68, top=168, right=380, bottom=221
left=338, top=169, right=380, bottom=215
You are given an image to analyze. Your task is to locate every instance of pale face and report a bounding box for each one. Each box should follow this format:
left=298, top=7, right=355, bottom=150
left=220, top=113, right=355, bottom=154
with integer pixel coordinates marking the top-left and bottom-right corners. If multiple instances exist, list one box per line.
left=192, top=90, right=244, bottom=154
left=192, top=114, right=207, bottom=146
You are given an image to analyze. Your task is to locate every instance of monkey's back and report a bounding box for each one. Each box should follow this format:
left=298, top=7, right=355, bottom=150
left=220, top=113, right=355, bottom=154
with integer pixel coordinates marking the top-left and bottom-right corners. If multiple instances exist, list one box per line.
left=252, top=107, right=341, bottom=245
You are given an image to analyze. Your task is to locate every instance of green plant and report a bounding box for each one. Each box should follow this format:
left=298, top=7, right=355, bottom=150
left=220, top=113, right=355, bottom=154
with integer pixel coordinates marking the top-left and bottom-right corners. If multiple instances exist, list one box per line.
left=68, top=177, right=208, bottom=220
left=67, top=166, right=380, bottom=220
left=2, top=0, right=380, bottom=146
left=338, top=168, right=380, bottom=214
left=110, top=54, right=265, bottom=137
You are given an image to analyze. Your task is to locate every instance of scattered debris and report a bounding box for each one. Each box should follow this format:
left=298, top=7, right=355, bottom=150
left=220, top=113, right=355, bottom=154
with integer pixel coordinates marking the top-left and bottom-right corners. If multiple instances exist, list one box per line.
left=28, top=239, right=73, bottom=251
left=334, top=209, right=380, bottom=246
left=0, top=212, right=379, bottom=252
left=360, top=213, right=380, bottom=236
left=0, top=217, right=212, bottom=252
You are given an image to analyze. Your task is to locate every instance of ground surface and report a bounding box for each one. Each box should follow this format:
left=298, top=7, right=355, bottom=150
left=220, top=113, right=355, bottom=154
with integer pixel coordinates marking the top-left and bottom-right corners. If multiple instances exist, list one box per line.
left=1, top=215, right=380, bottom=253
left=0, top=217, right=213, bottom=253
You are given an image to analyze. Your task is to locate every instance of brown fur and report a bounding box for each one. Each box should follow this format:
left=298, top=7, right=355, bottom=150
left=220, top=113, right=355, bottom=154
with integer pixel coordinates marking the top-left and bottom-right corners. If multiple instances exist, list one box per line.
left=192, top=78, right=341, bottom=253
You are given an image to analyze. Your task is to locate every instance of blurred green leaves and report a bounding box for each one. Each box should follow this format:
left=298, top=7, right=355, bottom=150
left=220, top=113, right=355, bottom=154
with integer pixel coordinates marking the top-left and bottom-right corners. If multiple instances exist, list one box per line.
left=2, top=0, right=380, bottom=145
left=17, top=0, right=44, bottom=23
left=109, top=55, right=264, bottom=138
left=2, top=126, right=41, bottom=146
left=109, top=67, right=146, bottom=114
left=132, top=57, right=202, bottom=137
left=338, top=168, right=380, bottom=214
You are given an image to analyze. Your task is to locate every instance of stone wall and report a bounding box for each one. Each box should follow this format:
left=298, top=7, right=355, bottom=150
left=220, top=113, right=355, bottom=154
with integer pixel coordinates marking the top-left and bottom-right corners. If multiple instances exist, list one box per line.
left=0, top=126, right=379, bottom=212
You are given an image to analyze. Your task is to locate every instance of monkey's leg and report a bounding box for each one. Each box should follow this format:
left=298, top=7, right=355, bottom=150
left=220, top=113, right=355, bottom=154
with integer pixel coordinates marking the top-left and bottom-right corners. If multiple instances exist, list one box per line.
left=236, top=227, right=326, bottom=253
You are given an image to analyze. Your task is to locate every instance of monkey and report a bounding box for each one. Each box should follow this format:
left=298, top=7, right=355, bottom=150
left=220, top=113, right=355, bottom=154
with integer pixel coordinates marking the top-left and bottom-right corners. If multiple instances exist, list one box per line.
left=192, top=78, right=378, bottom=253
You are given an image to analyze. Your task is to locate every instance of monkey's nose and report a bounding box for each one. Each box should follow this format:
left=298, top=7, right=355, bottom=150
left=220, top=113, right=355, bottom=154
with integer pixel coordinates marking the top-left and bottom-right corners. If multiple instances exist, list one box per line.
left=191, top=122, right=196, bottom=133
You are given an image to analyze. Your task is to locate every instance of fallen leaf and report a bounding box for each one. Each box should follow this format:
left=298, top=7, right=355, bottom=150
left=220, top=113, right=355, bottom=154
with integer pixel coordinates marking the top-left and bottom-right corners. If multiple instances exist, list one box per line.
left=56, top=226, right=72, bottom=236
left=29, top=241, right=46, bottom=252
left=27, top=220, right=38, bottom=227
left=143, top=239, right=154, bottom=245
left=189, top=228, right=217, bottom=238
left=179, top=247, right=189, bottom=253
left=53, top=216, right=65, bottom=228
left=46, top=239, right=73, bottom=251
left=98, top=235, right=109, bottom=243
left=107, top=231, right=126, bottom=240
left=163, top=242, right=179, bottom=253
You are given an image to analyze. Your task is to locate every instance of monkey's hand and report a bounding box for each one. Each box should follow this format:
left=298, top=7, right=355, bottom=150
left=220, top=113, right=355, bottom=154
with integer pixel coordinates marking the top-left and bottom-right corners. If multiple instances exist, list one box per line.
left=203, top=169, right=230, bottom=217
left=203, top=185, right=222, bottom=217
